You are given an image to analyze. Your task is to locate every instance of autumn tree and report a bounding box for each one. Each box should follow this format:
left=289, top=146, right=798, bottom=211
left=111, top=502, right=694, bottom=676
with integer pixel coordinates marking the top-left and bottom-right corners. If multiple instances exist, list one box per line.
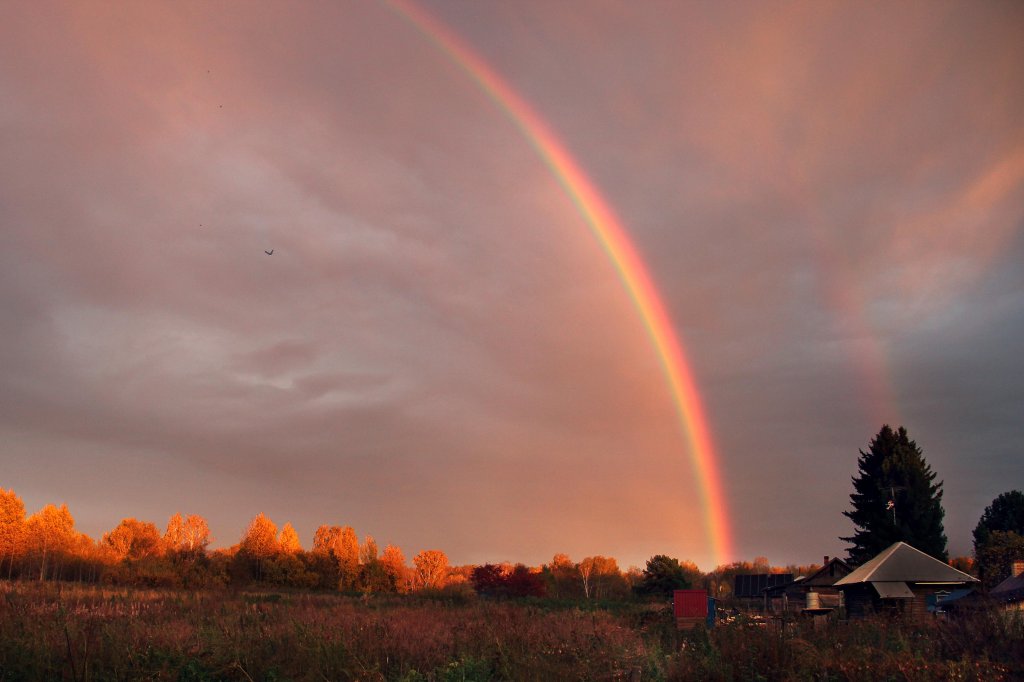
left=336, top=527, right=360, bottom=590
left=310, top=524, right=361, bottom=590
left=842, top=425, right=948, bottom=564
left=312, top=525, right=340, bottom=554
left=471, top=563, right=544, bottom=598
left=577, top=556, right=624, bottom=599
left=413, top=549, right=449, bottom=590
left=0, top=488, right=26, bottom=579
left=544, top=553, right=580, bottom=599
left=25, top=504, right=78, bottom=581
left=360, top=535, right=378, bottom=564
left=310, top=525, right=342, bottom=588
left=183, top=515, right=211, bottom=552
left=506, top=564, right=546, bottom=597
left=103, top=518, right=163, bottom=561
left=380, top=544, right=410, bottom=593
left=155, top=513, right=211, bottom=587
left=279, top=523, right=302, bottom=554
left=470, top=563, right=507, bottom=596
left=164, top=513, right=185, bottom=551
left=239, top=513, right=279, bottom=580
left=353, top=535, right=388, bottom=592
left=973, top=490, right=1024, bottom=589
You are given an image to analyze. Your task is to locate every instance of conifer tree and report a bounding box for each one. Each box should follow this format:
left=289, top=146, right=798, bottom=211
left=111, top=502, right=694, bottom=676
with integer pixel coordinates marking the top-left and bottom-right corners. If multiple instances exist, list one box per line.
left=841, top=425, right=948, bottom=564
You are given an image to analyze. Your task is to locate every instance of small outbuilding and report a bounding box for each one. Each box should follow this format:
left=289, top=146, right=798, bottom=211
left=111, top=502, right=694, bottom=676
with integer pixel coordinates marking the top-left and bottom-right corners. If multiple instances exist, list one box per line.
left=673, top=589, right=714, bottom=629
left=733, top=573, right=792, bottom=610
left=834, top=542, right=979, bottom=618
left=989, top=561, right=1024, bottom=611
left=763, top=556, right=852, bottom=613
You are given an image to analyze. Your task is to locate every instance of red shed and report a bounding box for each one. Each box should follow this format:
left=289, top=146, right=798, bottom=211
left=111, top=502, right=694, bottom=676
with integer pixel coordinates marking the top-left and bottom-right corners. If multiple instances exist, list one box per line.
left=674, top=589, right=709, bottom=629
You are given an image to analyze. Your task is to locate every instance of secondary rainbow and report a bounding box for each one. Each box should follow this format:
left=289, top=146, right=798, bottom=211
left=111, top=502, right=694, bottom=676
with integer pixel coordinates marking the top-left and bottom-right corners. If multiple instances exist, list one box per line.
left=387, top=0, right=733, bottom=565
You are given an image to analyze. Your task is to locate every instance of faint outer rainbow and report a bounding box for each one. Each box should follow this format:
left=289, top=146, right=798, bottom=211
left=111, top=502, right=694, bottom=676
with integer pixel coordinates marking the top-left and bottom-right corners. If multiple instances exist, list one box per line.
left=386, top=0, right=733, bottom=565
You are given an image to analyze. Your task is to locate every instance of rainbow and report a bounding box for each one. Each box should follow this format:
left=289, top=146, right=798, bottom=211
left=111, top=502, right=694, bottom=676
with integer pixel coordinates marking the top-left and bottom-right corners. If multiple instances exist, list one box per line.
left=386, top=0, right=733, bottom=565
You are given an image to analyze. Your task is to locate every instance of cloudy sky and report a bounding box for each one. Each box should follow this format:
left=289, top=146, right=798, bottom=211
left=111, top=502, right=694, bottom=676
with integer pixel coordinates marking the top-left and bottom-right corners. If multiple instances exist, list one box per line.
left=1, top=1, right=1022, bottom=570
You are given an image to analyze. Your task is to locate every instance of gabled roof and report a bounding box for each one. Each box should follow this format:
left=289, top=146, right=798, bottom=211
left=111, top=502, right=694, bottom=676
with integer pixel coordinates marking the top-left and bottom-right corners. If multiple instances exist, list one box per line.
left=802, top=556, right=853, bottom=587
left=835, top=542, right=978, bottom=586
left=763, top=557, right=854, bottom=594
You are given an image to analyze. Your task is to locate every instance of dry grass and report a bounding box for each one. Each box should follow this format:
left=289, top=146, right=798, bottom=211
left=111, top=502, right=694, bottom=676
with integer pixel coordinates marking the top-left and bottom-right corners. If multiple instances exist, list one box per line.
left=1, top=582, right=1021, bottom=681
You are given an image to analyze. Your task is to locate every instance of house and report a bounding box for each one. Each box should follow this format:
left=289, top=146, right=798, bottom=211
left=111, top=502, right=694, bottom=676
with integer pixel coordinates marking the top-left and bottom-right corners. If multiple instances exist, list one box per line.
left=989, top=560, right=1024, bottom=610
left=834, top=542, right=979, bottom=618
left=763, top=556, right=853, bottom=613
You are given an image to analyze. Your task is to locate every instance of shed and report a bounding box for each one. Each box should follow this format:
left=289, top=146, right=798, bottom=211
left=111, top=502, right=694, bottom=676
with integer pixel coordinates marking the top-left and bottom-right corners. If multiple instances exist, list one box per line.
left=990, top=561, right=1024, bottom=611
left=834, top=542, right=978, bottom=618
left=673, top=589, right=713, bottom=629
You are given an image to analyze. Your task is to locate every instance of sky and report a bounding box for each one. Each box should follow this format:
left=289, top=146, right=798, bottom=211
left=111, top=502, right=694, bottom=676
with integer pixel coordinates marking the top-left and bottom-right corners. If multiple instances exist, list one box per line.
left=1, top=1, right=1022, bottom=571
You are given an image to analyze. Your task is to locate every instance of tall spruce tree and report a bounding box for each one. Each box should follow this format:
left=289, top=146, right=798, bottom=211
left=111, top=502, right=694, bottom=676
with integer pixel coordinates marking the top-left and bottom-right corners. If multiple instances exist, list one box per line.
left=841, top=425, right=948, bottom=564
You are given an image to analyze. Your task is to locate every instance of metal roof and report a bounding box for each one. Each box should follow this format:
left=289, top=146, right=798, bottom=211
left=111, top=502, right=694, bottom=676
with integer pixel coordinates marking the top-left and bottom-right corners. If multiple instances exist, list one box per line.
left=834, top=542, right=979, bottom=586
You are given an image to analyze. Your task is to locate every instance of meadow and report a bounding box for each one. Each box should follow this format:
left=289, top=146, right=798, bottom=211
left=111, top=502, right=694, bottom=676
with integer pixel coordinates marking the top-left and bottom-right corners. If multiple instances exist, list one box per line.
left=1, top=582, right=1021, bottom=681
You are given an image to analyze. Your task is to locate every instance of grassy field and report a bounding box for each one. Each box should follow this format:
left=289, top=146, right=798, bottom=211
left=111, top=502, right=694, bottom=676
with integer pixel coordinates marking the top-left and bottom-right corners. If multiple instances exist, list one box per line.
left=1, top=582, right=1021, bottom=681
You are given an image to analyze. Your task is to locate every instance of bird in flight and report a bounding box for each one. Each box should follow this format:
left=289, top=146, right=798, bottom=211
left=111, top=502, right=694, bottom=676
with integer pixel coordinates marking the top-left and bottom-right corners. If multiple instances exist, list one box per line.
left=265, top=249, right=274, bottom=255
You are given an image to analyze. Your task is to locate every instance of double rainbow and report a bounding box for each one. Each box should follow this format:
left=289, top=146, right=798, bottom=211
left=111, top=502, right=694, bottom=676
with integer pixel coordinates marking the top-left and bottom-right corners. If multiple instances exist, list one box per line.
left=387, top=0, right=733, bottom=566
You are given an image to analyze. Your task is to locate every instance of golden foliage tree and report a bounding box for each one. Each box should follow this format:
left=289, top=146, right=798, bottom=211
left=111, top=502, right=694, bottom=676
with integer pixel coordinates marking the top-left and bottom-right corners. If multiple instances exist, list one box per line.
left=0, top=488, right=26, bottom=578
left=312, top=525, right=340, bottom=555
left=25, top=504, right=78, bottom=581
left=413, top=549, right=449, bottom=590
left=278, top=522, right=302, bottom=554
left=164, top=513, right=185, bottom=550
left=545, top=553, right=579, bottom=599
left=180, top=514, right=211, bottom=553
left=337, top=526, right=360, bottom=590
left=360, top=535, right=378, bottom=564
left=103, top=518, right=163, bottom=561
left=310, top=524, right=361, bottom=589
left=240, top=512, right=278, bottom=580
left=578, top=556, right=622, bottom=599
left=380, top=544, right=410, bottom=593
left=164, top=513, right=211, bottom=556
left=310, top=525, right=342, bottom=588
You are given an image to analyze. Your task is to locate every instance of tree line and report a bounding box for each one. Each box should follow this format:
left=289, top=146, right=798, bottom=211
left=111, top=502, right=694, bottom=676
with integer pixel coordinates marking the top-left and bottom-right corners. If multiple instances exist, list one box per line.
left=3, top=425, right=1018, bottom=598
left=0, top=485, right=820, bottom=600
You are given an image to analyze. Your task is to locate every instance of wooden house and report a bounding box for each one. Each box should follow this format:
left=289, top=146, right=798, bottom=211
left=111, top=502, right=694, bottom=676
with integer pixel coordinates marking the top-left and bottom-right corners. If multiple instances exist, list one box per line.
left=834, top=542, right=978, bottom=619
left=763, top=556, right=852, bottom=613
